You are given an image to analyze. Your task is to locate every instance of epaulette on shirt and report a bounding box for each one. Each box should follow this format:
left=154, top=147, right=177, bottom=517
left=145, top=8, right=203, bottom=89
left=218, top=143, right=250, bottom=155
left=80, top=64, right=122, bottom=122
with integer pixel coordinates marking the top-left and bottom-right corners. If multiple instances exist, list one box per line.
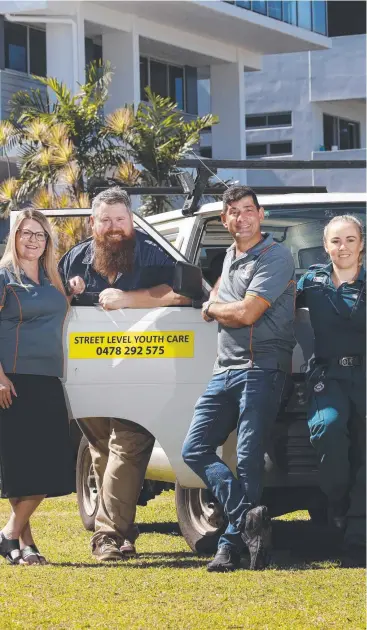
left=306, top=264, right=330, bottom=285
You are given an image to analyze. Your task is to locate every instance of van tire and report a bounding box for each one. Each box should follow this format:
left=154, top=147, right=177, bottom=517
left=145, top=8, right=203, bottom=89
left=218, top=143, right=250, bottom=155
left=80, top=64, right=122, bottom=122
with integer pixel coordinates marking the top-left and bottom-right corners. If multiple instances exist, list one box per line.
left=76, top=435, right=99, bottom=531
left=175, top=481, right=227, bottom=554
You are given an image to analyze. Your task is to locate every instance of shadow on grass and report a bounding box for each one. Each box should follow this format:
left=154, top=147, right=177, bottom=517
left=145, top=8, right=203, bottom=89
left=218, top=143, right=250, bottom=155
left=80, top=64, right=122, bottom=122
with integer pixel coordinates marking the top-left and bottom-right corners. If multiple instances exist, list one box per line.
left=49, top=551, right=207, bottom=569
left=48, top=520, right=346, bottom=570
left=137, top=521, right=180, bottom=535
left=270, top=519, right=344, bottom=569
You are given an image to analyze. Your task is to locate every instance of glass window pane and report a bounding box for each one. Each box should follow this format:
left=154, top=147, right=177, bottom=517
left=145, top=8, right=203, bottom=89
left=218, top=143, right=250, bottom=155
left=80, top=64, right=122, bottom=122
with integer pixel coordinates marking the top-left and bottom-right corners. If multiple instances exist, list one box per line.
left=339, top=119, right=350, bottom=150
left=312, top=0, right=327, bottom=34
left=235, top=1, right=251, bottom=8
left=323, top=114, right=334, bottom=150
left=246, top=115, right=267, bottom=128
left=269, top=141, right=292, bottom=155
left=246, top=143, right=267, bottom=157
left=282, top=1, right=297, bottom=24
left=267, top=112, right=292, bottom=126
left=297, top=0, right=312, bottom=30
left=140, top=57, right=149, bottom=101
left=150, top=60, right=168, bottom=98
left=169, top=65, right=184, bottom=110
left=252, top=1, right=267, bottom=15
left=268, top=1, right=282, bottom=20
left=30, top=28, right=46, bottom=76
left=5, top=22, right=27, bottom=73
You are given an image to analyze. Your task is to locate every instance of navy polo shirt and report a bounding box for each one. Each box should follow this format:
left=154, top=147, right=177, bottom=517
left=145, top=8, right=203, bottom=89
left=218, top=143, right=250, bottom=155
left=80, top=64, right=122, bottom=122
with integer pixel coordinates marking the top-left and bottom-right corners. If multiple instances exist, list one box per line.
left=297, top=263, right=366, bottom=359
left=58, top=229, right=175, bottom=292
left=0, top=265, right=68, bottom=377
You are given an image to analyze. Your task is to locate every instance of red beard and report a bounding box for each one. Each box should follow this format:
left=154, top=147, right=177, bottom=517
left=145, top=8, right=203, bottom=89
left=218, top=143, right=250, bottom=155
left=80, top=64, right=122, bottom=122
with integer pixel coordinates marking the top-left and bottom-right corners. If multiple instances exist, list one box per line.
left=93, top=230, right=136, bottom=281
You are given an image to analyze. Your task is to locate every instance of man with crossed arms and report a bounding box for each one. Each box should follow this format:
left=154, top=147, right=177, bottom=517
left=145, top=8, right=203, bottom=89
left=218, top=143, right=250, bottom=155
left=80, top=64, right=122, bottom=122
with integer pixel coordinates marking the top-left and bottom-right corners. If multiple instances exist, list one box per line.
left=182, top=185, right=295, bottom=572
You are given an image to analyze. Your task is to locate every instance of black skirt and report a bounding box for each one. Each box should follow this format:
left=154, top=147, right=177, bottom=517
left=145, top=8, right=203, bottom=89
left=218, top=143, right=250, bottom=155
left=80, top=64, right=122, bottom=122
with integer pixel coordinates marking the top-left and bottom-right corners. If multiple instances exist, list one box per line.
left=0, top=374, right=74, bottom=498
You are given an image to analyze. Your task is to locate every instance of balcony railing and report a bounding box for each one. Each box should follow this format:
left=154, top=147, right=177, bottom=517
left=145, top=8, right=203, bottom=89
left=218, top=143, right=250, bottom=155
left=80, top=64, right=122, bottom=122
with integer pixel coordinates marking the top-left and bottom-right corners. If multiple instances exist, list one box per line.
left=224, top=1, right=327, bottom=36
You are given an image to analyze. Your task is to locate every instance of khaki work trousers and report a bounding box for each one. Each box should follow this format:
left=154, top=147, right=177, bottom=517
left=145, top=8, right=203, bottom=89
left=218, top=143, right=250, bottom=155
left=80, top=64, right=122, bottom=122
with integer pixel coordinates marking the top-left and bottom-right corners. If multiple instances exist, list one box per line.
left=78, top=417, right=154, bottom=546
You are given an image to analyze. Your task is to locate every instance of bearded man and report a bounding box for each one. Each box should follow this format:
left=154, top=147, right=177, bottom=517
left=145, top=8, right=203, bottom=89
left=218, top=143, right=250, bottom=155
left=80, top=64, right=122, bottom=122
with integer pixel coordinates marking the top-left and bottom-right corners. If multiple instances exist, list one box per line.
left=59, top=187, right=189, bottom=562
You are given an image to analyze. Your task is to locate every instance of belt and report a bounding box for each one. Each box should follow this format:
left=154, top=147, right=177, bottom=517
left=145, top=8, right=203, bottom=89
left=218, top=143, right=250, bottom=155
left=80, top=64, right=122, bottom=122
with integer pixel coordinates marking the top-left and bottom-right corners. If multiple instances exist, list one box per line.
left=315, top=355, right=363, bottom=367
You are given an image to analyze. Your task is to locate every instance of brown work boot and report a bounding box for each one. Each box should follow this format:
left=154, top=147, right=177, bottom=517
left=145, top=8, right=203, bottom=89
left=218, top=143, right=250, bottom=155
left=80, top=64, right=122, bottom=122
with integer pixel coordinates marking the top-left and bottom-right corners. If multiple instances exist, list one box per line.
left=120, top=539, right=137, bottom=558
left=92, top=536, right=123, bottom=562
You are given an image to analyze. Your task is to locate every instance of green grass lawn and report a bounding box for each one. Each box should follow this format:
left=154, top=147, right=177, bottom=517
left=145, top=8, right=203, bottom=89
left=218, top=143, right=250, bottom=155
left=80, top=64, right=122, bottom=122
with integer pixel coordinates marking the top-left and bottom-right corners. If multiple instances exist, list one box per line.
left=0, top=492, right=365, bottom=630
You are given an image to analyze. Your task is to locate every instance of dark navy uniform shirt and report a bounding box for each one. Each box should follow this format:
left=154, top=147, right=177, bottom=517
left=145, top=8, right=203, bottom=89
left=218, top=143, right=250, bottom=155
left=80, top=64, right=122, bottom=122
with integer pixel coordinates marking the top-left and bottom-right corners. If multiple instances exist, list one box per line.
left=0, top=265, right=68, bottom=377
left=58, top=229, right=175, bottom=292
left=297, top=263, right=366, bottom=359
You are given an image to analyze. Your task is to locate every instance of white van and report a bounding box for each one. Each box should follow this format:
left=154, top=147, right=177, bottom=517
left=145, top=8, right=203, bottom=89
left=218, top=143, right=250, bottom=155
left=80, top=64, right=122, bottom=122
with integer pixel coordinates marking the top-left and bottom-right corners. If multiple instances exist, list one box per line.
left=10, top=192, right=367, bottom=552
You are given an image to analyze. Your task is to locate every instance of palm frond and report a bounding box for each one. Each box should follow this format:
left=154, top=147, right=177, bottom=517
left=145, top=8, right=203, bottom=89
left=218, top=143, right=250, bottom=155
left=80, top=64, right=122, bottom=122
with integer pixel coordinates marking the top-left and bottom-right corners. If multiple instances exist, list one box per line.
left=113, top=162, right=141, bottom=186
left=105, top=107, right=135, bottom=136
left=31, top=188, right=55, bottom=209
left=24, top=119, right=50, bottom=144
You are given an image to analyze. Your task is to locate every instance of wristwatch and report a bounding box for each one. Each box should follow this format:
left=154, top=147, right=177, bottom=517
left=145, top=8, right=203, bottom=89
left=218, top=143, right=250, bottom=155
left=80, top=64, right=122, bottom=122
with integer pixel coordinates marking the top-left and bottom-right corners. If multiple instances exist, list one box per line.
left=203, top=300, right=216, bottom=320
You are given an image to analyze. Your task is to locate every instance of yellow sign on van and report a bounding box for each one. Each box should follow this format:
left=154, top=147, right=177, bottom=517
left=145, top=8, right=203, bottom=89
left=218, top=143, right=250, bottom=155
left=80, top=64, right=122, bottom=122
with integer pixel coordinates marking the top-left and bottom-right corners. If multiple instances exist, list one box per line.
left=69, top=331, right=195, bottom=359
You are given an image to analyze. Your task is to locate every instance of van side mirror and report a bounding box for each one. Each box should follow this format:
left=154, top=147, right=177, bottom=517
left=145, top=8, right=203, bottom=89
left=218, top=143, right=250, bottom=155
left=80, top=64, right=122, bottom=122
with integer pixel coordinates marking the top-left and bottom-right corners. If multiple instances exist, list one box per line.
left=173, top=261, right=203, bottom=301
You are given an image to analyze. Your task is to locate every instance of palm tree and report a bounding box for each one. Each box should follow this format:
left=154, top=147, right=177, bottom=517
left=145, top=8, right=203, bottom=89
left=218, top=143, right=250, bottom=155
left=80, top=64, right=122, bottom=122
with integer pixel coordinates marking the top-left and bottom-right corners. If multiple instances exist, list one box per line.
left=0, top=66, right=217, bottom=217
left=106, top=88, right=217, bottom=214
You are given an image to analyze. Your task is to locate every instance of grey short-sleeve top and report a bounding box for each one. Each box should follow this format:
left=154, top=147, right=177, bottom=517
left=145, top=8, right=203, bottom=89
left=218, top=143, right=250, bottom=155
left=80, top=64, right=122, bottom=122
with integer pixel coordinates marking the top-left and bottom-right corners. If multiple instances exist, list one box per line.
left=0, top=265, right=68, bottom=377
left=214, top=233, right=296, bottom=374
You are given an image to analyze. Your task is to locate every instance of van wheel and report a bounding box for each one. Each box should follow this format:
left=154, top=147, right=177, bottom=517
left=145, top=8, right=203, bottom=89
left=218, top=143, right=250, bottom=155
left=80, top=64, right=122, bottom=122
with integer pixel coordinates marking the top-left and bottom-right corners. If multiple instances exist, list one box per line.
left=175, top=481, right=227, bottom=554
left=76, top=435, right=99, bottom=531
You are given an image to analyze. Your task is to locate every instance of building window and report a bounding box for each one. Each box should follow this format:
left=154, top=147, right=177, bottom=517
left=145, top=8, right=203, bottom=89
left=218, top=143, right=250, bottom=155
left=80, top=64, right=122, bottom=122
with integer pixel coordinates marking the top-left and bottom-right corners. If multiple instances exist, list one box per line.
left=252, top=1, right=267, bottom=14
left=246, top=141, right=292, bottom=157
left=5, top=22, right=27, bottom=73
left=282, top=1, right=297, bottom=25
left=169, top=65, right=184, bottom=111
left=227, top=0, right=327, bottom=35
left=323, top=114, right=361, bottom=151
left=297, top=0, right=312, bottom=30
left=200, top=146, right=212, bottom=159
left=150, top=60, right=168, bottom=99
left=4, top=20, right=46, bottom=76
left=140, top=56, right=197, bottom=114
left=85, top=38, right=103, bottom=68
left=312, top=0, right=327, bottom=35
left=246, top=111, right=292, bottom=128
left=268, top=1, right=282, bottom=20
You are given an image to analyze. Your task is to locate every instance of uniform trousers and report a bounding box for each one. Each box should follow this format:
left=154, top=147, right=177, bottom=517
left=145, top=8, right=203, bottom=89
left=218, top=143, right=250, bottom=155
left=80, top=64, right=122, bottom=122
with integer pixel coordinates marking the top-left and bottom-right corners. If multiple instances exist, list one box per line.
left=78, top=417, right=154, bottom=546
left=307, top=363, right=366, bottom=547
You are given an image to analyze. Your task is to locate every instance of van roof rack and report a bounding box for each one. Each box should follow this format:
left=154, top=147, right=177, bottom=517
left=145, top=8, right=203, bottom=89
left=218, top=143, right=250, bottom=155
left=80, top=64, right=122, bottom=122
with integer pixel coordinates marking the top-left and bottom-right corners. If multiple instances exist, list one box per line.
left=177, top=158, right=366, bottom=216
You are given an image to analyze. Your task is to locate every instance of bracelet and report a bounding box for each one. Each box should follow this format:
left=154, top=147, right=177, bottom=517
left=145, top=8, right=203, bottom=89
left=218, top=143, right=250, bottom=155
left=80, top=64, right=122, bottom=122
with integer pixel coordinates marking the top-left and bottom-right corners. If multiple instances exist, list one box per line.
left=204, top=300, right=216, bottom=319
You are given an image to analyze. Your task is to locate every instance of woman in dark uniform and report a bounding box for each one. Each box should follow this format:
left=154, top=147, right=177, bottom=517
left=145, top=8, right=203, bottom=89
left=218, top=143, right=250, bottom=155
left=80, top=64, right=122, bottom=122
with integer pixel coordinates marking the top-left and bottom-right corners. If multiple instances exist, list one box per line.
left=297, top=214, right=365, bottom=567
left=0, top=209, right=74, bottom=564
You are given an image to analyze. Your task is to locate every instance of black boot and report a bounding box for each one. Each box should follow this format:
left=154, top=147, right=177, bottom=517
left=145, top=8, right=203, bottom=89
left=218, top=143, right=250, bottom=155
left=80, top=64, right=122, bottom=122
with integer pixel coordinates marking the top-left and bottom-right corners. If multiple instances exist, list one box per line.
left=241, top=506, right=272, bottom=570
left=207, top=546, right=241, bottom=572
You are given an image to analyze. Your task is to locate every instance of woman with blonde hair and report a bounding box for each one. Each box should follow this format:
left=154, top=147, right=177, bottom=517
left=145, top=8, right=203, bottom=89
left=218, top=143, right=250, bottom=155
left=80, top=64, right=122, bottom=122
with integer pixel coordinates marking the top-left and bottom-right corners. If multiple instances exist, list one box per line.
left=0, top=209, right=74, bottom=565
left=297, top=214, right=365, bottom=568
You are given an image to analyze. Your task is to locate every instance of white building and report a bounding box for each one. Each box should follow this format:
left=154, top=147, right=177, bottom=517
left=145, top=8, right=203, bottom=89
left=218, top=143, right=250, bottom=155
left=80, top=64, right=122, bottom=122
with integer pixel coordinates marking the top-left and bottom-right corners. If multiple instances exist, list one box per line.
left=0, top=0, right=330, bottom=186
left=243, top=1, right=366, bottom=192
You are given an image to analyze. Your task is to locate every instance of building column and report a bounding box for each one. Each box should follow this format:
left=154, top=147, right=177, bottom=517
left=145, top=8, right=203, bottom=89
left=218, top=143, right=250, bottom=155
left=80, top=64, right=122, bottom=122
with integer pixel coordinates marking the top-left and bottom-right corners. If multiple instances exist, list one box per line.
left=210, top=58, right=246, bottom=184
left=102, top=29, right=140, bottom=114
left=46, top=23, right=76, bottom=92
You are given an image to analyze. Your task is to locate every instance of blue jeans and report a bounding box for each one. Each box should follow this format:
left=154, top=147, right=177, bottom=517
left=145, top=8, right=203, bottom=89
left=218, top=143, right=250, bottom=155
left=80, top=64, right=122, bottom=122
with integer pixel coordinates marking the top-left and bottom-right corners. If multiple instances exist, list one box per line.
left=182, top=368, right=288, bottom=551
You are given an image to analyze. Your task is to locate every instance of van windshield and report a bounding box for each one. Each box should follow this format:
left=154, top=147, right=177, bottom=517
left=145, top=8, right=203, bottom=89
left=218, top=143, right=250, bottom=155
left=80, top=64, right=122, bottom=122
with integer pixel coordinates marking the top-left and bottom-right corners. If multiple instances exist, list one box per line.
left=197, top=202, right=366, bottom=285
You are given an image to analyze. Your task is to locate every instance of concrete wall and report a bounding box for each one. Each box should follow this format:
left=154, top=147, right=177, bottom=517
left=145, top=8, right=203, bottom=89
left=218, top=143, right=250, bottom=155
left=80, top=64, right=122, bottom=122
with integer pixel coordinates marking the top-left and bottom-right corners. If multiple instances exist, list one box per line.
left=311, top=35, right=366, bottom=102
left=244, top=35, right=366, bottom=192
